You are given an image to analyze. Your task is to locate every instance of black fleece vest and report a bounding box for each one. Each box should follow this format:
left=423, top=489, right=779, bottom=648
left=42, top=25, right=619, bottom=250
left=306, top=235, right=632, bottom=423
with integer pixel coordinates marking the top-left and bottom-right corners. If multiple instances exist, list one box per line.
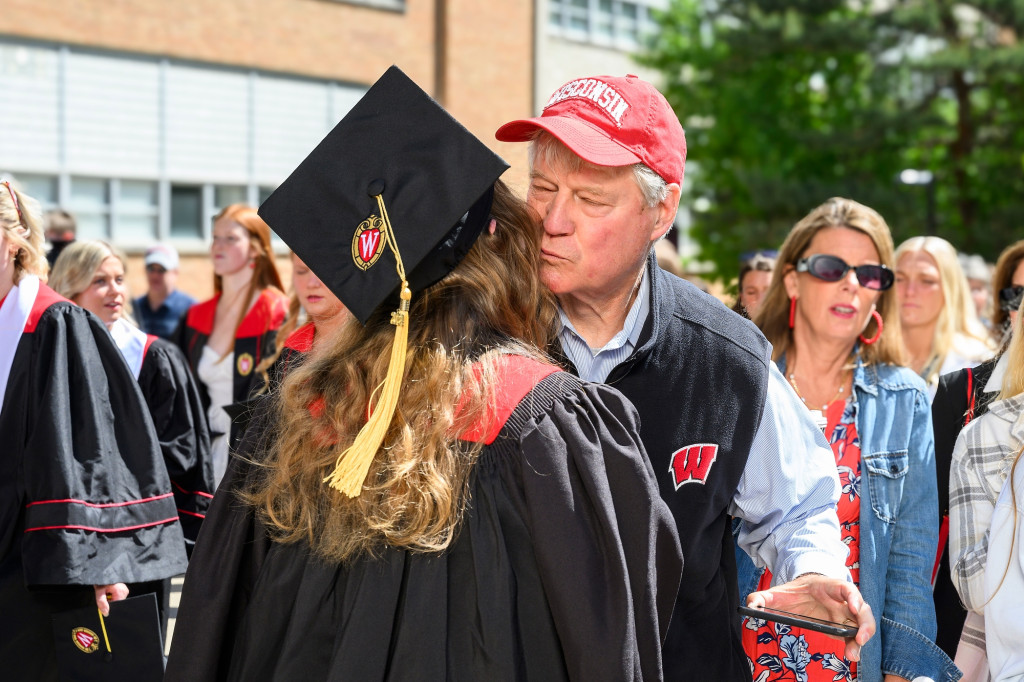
left=559, top=262, right=770, bottom=680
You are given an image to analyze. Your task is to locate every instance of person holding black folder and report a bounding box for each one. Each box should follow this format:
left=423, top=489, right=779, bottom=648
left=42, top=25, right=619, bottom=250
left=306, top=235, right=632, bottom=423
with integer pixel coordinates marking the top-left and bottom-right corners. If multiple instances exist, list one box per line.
left=166, top=66, right=681, bottom=682
left=0, top=182, right=187, bottom=680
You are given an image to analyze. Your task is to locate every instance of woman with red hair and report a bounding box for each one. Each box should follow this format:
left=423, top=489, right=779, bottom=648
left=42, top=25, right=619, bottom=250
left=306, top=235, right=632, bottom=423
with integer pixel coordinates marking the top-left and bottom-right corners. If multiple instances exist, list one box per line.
left=175, top=204, right=287, bottom=485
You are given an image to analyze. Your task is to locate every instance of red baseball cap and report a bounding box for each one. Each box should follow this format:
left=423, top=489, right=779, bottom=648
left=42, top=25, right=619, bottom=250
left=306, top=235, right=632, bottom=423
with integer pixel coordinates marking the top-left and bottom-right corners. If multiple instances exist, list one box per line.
left=495, top=74, right=686, bottom=185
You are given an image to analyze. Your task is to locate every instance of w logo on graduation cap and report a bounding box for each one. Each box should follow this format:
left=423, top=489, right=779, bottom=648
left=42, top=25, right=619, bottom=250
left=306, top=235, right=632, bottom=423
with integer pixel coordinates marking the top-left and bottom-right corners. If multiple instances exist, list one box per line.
left=352, top=215, right=387, bottom=271
left=72, top=627, right=99, bottom=653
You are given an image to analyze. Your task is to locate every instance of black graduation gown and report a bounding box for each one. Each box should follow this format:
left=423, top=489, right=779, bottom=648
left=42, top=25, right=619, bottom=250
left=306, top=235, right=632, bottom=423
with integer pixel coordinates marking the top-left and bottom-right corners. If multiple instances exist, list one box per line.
left=138, top=336, right=216, bottom=547
left=227, top=321, right=314, bottom=447
left=265, top=321, right=313, bottom=391
left=0, top=283, right=188, bottom=681
left=165, top=368, right=683, bottom=682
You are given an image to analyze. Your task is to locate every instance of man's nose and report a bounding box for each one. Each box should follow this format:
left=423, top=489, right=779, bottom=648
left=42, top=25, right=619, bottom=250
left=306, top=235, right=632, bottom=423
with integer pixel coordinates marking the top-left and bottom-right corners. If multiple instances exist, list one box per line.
left=542, top=192, right=574, bottom=236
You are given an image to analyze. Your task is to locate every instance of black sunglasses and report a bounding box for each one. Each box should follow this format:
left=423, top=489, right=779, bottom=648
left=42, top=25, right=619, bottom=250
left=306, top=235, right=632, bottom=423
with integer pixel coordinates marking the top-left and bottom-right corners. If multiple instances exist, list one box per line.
left=999, top=285, right=1024, bottom=312
left=796, top=254, right=894, bottom=291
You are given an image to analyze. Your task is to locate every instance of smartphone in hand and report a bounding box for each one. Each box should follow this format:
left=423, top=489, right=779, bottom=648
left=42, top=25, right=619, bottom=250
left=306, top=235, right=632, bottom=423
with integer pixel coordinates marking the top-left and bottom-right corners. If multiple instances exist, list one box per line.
left=737, top=605, right=858, bottom=638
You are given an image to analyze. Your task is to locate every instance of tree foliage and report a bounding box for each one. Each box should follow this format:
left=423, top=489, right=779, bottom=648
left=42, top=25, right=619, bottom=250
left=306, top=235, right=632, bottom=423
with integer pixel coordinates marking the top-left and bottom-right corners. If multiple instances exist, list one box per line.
left=639, top=0, right=1024, bottom=277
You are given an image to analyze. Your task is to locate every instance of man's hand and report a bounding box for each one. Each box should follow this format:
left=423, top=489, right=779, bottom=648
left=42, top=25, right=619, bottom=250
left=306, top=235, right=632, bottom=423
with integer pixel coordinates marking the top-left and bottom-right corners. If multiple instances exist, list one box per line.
left=93, top=583, right=129, bottom=616
left=746, top=573, right=875, bottom=662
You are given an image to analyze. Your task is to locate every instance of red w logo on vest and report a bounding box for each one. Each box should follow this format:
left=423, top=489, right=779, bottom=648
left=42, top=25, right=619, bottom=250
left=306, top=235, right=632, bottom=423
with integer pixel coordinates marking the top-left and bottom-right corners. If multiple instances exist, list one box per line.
left=669, top=443, right=719, bottom=489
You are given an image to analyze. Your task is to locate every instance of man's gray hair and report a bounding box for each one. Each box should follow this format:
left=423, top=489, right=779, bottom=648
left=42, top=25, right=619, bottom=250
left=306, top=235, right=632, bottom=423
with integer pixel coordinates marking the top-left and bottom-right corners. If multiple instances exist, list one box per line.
left=528, top=132, right=669, bottom=209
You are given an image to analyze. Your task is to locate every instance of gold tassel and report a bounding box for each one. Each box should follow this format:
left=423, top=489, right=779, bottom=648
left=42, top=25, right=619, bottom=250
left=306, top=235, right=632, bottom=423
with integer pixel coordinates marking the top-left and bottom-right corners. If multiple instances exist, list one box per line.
left=323, top=193, right=410, bottom=497
left=323, top=284, right=410, bottom=496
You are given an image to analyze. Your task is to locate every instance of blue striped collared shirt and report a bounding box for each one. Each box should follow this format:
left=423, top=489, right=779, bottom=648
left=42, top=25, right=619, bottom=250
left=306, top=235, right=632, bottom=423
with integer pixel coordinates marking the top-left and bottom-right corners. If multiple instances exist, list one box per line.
left=557, top=270, right=650, bottom=384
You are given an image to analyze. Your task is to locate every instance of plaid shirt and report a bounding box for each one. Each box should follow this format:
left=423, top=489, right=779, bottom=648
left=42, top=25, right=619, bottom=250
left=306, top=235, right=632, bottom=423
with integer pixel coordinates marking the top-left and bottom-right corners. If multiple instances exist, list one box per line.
left=949, top=392, right=1024, bottom=613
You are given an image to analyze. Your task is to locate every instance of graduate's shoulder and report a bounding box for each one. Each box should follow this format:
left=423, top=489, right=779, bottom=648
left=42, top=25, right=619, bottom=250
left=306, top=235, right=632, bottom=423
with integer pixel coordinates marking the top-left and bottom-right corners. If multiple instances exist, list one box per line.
left=26, top=284, right=103, bottom=337
left=144, top=335, right=192, bottom=367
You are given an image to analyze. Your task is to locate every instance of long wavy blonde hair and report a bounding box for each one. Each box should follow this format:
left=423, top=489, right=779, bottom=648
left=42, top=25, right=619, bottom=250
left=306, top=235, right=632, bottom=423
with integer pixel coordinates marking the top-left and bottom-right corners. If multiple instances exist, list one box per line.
left=755, top=197, right=905, bottom=367
left=248, top=180, right=558, bottom=563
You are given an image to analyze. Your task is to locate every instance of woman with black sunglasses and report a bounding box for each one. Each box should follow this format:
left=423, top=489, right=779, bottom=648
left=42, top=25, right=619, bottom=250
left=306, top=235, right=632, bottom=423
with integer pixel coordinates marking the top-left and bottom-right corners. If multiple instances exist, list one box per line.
left=736, top=197, right=957, bottom=682
left=991, top=240, right=1024, bottom=346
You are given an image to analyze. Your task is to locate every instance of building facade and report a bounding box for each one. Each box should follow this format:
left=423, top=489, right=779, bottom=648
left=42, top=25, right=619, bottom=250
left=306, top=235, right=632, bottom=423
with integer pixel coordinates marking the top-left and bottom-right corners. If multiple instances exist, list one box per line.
left=0, top=0, right=533, bottom=297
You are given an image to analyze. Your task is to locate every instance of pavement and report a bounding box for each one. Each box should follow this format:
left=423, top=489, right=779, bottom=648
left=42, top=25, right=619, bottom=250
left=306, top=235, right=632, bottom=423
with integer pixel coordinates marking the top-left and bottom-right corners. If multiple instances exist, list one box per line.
left=165, top=575, right=184, bottom=656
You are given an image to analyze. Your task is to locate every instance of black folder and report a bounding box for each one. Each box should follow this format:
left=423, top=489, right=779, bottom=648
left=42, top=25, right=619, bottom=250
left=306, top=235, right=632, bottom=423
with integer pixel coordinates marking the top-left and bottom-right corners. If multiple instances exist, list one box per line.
left=51, top=593, right=165, bottom=681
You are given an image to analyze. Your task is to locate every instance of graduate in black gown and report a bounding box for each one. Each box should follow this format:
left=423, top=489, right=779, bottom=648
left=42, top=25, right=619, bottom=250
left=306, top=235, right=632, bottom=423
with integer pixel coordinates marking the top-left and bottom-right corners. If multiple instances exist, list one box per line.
left=50, top=240, right=216, bottom=546
left=165, top=67, right=683, bottom=682
left=0, top=183, right=188, bottom=681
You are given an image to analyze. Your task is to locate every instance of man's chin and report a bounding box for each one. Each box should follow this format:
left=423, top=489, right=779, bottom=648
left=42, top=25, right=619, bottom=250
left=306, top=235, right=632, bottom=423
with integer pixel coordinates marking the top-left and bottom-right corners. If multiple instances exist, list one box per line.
left=539, top=272, right=574, bottom=299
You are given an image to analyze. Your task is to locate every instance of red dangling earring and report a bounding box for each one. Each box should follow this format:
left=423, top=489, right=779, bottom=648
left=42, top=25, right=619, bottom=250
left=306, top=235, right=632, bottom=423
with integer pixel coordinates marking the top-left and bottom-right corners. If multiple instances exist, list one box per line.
left=248, top=261, right=256, bottom=270
left=788, top=297, right=797, bottom=329
left=859, top=309, right=884, bottom=345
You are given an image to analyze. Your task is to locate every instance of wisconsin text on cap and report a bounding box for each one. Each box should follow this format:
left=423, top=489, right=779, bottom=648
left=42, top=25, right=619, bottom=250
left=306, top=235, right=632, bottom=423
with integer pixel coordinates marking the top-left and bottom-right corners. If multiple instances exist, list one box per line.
left=544, top=78, right=630, bottom=126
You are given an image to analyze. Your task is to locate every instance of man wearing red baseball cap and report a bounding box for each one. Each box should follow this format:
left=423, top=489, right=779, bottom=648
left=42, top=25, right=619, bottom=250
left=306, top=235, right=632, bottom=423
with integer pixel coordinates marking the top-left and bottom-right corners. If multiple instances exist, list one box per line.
left=497, top=74, right=875, bottom=679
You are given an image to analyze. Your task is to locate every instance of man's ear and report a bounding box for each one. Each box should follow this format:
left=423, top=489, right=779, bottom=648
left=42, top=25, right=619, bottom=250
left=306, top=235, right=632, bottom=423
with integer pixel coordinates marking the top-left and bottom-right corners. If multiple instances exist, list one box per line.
left=650, top=183, right=681, bottom=242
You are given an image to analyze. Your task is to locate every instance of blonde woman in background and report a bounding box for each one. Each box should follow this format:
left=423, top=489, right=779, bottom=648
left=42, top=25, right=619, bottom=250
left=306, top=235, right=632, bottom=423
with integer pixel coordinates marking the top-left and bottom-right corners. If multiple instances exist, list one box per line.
left=895, top=236, right=994, bottom=400
left=50, top=241, right=214, bottom=549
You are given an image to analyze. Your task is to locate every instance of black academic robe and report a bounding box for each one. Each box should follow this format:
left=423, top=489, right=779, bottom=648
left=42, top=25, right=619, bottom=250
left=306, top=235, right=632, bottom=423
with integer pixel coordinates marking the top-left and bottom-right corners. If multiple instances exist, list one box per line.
left=228, top=322, right=314, bottom=446
left=138, top=336, right=216, bottom=546
left=165, top=363, right=683, bottom=682
left=267, top=321, right=313, bottom=389
left=0, top=282, right=188, bottom=682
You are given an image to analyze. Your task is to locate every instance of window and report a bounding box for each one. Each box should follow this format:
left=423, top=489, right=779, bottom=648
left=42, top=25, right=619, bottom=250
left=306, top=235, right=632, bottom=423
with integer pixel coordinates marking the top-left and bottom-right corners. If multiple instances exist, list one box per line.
left=1, top=39, right=366, bottom=251
left=170, top=185, right=203, bottom=239
left=69, top=176, right=110, bottom=240
left=15, top=174, right=58, bottom=213
left=548, top=0, right=662, bottom=49
left=214, top=185, right=247, bottom=213
left=116, top=180, right=158, bottom=242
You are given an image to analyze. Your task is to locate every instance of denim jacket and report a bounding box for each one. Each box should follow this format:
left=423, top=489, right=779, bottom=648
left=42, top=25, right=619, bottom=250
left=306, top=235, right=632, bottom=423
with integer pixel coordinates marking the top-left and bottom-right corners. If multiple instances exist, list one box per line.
left=737, top=354, right=961, bottom=682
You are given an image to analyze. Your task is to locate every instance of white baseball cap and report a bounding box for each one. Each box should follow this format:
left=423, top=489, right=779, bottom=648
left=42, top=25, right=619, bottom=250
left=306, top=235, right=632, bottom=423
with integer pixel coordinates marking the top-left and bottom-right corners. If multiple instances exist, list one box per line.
left=144, top=243, right=180, bottom=271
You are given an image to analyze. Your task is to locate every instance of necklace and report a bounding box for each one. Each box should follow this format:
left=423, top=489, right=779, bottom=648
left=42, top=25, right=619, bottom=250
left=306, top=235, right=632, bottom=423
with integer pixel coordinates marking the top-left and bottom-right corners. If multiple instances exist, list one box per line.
left=787, top=371, right=849, bottom=411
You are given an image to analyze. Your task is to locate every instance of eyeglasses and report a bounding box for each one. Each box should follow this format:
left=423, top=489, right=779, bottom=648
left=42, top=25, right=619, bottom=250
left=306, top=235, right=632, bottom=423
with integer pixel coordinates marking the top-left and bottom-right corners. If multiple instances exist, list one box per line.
left=795, top=254, right=894, bottom=291
left=999, top=285, right=1024, bottom=312
left=145, top=265, right=168, bottom=275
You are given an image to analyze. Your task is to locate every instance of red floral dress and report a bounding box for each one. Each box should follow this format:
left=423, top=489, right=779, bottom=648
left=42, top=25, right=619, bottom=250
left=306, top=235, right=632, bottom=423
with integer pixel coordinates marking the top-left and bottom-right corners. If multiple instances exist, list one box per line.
left=742, top=396, right=861, bottom=682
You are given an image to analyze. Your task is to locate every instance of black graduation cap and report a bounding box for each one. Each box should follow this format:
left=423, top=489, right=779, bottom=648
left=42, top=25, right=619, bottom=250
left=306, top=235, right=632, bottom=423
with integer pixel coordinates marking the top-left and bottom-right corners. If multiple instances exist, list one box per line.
left=258, top=65, right=509, bottom=325
left=257, top=66, right=509, bottom=498
left=51, top=594, right=165, bottom=680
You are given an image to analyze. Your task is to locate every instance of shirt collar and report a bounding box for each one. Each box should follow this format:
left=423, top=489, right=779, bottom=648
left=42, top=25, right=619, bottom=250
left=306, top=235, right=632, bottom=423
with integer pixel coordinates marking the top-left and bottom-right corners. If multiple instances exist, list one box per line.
left=557, top=267, right=650, bottom=356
